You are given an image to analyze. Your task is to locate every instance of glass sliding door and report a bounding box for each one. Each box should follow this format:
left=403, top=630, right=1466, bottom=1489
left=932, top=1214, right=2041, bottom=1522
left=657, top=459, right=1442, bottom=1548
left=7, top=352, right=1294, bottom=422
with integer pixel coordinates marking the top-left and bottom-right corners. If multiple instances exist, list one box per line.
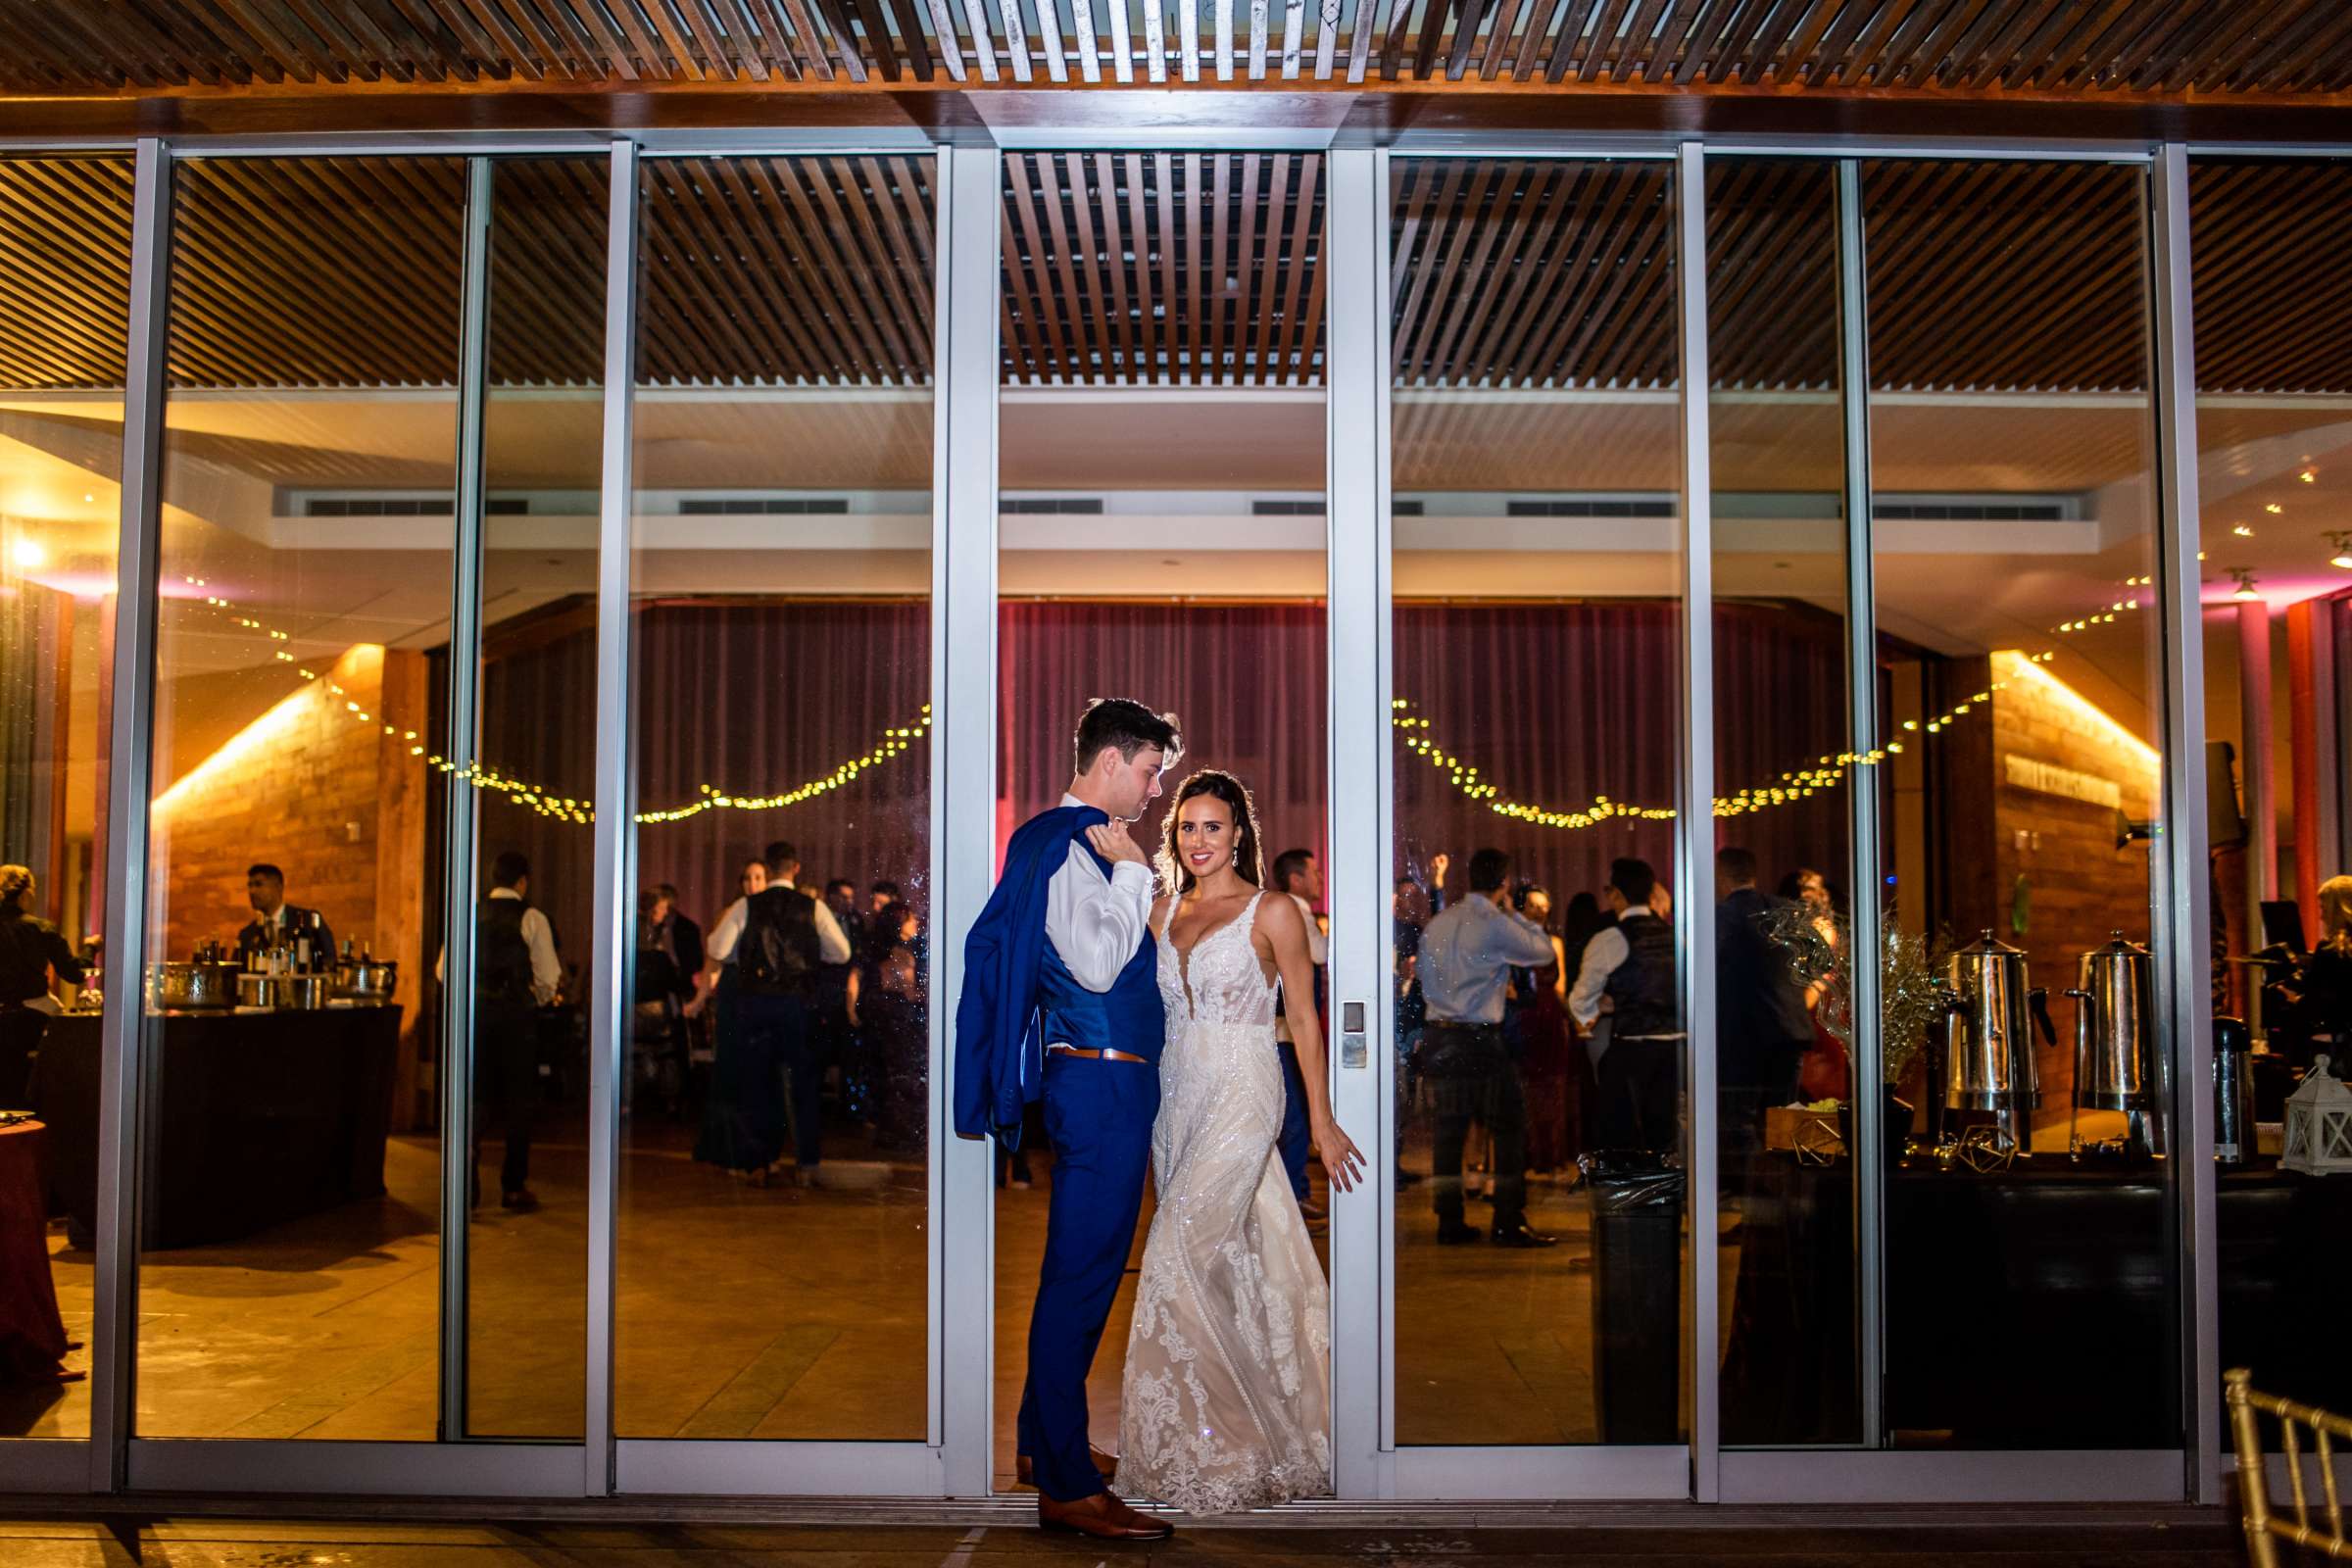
left=1703, top=157, right=1861, bottom=1450
left=1862, top=159, right=2179, bottom=1453
left=460, top=154, right=610, bottom=1440
left=1385, top=155, right=1690, bottom=1462
left=135, top=157, right=469, bottom=1441
left=2186, top=155, right=2352, bottom=1446
left=988, top=147, right=1333, bottom=1494
left=616, top=153, right=936, bottom=1450
left=0, top=153, right=134, bottom=1447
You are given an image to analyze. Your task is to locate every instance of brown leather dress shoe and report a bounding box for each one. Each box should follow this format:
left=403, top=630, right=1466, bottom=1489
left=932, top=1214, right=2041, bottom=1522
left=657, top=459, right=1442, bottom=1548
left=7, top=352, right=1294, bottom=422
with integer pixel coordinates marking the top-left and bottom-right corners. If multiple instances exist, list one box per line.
left=1014, top=1446, right=1119, bottom=1488
left=1037, top=1491, right=1173, bottom=1540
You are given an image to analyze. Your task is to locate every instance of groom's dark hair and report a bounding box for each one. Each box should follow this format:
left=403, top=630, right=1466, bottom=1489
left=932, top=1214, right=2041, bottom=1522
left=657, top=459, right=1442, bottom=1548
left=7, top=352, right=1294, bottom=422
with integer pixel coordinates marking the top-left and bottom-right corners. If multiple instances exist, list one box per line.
left=1072, top=698, right=1183, bottom=777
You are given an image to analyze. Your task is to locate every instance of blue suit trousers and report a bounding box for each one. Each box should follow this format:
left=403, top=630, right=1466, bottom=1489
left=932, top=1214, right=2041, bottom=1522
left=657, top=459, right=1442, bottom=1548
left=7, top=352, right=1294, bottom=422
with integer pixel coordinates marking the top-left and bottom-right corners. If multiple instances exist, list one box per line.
left=1275, top=1039, right=1312, bottom=1201
left=1016, top=1051, right=1158, bottom=1502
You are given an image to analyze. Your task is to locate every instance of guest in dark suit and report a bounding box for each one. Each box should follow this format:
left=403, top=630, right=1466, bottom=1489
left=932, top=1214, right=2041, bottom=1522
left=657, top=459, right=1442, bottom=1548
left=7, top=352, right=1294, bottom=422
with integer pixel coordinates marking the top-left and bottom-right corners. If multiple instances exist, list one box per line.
left=646, top=884, right=704, bottom=999
left=236, top=863, right=333, bottom=967
left=1715, top=847, right=1815, bottom=1195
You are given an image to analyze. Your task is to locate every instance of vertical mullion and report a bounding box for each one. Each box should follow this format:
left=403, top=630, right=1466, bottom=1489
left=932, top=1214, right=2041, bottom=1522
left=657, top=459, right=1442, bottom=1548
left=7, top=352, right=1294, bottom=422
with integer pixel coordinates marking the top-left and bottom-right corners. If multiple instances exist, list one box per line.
left=438, top=153, right=495, bottom=1446
left=583, top=135, right=641, bottom=1498
left=2151, top=140, right=2219, bottom=1508
left=90, top=134, right=172, bottom=1495
left=1836, top=156, right=1886, bottom=1455
left=1673, top=138, right=1720, bottom=1505
left=936, top=142, right=1003, bottom=1500
left=1323, top=144, right=1388, bottom=1500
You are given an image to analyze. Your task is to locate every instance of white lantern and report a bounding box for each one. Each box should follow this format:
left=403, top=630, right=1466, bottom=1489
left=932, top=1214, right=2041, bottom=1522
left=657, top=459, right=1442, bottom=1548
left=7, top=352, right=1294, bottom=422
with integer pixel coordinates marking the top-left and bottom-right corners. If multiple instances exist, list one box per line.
left=2280, top=1054, right=2352, bottom=1176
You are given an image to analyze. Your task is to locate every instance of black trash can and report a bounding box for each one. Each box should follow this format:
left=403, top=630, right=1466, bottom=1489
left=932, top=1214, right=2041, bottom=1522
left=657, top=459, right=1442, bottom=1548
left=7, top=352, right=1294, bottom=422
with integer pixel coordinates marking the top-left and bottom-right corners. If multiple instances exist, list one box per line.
left=1580, top=1152, right=1685, bottom=1445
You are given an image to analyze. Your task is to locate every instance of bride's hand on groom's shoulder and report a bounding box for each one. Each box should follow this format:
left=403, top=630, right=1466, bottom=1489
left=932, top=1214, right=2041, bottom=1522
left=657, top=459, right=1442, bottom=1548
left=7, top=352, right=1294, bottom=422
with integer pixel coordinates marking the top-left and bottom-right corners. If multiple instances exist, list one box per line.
left=1086, top=822, right=1147, bottom=866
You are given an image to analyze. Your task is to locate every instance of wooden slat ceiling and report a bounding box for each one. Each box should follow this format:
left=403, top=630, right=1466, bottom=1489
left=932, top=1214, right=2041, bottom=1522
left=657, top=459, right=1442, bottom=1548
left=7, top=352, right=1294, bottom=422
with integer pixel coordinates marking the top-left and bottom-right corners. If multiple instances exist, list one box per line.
left=4, top=152, right=2351, bottom=396
left=1003, top=151, right=1324, bottom=385
left=9, top=1, right=2352, bottom=96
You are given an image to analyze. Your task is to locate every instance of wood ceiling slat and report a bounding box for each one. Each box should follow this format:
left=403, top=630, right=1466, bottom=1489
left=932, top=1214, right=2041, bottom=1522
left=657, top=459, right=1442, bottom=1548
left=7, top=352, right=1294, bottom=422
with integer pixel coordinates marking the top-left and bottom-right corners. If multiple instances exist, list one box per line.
left=660, top=162, right=810, bottom=378
left=1842, top=0, right=1929, bottom=86
left=1142, top=0, right=1168, bottom=80
left=1899, top=0, right=1996, bottom=86
left=1050, top=152, right=1109, bottom=377
left=1248, top=0, right=1270, bottom=80
left=1448, top=163, right=1569, bottom=383
left=1036, top=0, right=1069, bottom=80
left=1214, top=0, right=1237, bottom=80
left=1280, top=0, right=1303, bottom=77
left=1389, top=159, right=1468, bottom=374
left=1271, top=153, right=1318, bottom=385
left=811, top=158, right=928, bottom=377
left=1086, top=155, right=1134, bottom=381
left=768, top=159, right=894, bottom=378
left=1070, top=0, right=1102, bottom=80
left=1404, top=161, right=1501, bottom=383
left=2275, top=6, right=2352, bottom=91
left=1004, top=154, right=1072, bottom=381
left=2214, top=0, right=2331, bottom=92
left=1477, top=0, right=1523, bottom=79
left=1505, top=165, right=1636, bottom=384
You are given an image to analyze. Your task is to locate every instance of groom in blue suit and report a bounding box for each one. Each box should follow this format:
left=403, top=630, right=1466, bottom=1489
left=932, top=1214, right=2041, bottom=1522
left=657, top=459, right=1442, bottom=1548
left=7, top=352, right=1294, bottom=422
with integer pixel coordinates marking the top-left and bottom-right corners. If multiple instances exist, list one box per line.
left=956, top=698, right=1182, bottom=1540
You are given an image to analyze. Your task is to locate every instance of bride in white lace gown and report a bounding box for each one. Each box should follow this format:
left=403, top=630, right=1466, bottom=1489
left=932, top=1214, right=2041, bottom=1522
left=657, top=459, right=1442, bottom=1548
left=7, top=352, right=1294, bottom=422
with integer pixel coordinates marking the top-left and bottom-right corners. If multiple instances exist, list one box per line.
left=1115, top=769, right=1365, bottom=1515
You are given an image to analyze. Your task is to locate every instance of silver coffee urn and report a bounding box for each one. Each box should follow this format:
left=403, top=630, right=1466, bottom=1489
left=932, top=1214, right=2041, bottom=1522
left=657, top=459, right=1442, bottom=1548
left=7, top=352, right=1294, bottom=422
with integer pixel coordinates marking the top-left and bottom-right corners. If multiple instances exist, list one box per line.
left=2065, top=932, right=2163, bottom=1160
left=1944, top=930, right=2059, bottom=1156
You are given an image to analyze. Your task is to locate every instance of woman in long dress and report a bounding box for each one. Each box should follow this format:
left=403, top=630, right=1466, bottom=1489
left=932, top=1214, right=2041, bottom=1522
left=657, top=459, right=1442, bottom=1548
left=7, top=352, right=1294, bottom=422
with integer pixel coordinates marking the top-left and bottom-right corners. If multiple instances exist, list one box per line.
left=1116, top=769, right=1365, bottom=1515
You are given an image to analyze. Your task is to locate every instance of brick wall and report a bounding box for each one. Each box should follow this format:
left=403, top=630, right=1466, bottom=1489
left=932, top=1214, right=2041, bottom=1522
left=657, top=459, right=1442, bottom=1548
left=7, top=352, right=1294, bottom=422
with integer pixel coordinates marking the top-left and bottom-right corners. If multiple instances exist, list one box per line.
left=149, top=643, right=431, bottom=1126
left=1983, top=650, right=2160, bottom=1128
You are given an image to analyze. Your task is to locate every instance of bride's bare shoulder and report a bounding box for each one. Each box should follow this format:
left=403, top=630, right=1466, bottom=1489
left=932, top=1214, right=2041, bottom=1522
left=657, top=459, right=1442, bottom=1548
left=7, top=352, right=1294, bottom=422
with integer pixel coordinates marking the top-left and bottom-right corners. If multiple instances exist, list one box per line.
left=1252, top=886, right=1305, bottom=946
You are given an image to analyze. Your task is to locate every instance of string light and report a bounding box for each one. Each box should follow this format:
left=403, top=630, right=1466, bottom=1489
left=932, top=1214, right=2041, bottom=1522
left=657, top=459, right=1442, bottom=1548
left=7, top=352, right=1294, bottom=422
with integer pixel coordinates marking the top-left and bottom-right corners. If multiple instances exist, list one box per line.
left=173, top=582, right=929, bottom=828
left=635, top=709, right=934, bottom=825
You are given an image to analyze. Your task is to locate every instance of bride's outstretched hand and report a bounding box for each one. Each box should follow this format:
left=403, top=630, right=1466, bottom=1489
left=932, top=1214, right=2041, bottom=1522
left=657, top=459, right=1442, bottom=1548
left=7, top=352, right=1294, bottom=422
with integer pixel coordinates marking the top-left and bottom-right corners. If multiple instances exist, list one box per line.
left=1313, top=1117, right=1367, bottom=1195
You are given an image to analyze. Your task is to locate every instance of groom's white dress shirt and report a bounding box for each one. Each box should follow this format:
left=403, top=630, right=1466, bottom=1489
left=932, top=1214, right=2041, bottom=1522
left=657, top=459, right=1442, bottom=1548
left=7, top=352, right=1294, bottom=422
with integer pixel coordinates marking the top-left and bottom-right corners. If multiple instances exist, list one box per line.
left=1274, top=891, right=1326, bottom=1044
left=1045, top=792, right=1155, bottom=998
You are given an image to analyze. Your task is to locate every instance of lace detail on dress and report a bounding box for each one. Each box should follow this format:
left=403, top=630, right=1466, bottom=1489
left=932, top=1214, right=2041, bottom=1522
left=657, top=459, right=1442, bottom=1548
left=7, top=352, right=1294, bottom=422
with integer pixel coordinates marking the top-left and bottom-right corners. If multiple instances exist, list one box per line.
left=1117, top=892, right=1332, bottom=1516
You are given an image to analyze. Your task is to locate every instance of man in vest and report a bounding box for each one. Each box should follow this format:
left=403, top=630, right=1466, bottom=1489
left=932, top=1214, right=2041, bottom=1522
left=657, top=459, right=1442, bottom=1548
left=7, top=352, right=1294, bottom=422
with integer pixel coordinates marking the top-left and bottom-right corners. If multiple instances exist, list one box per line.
left=730, top=839, right=853, bottom=1181
left=1570, top=857, right=1685, bottom=1155
left=955, top=697, right=1181, bottom=1541
left=476, top=850, right=562, bottom=1212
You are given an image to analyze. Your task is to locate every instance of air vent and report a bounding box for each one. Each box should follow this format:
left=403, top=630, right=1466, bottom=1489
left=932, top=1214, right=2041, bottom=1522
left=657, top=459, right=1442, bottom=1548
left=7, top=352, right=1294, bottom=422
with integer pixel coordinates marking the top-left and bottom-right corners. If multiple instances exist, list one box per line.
left=1392, top=500, right=1426, bottom=516
left=1506, top=499, right=1675, bottom=518
left=1002, top=498, right=1105, bottom=514
left=680, top=498, right=851, bottom=515
left=1251, top=500, right=1326, bottom=516
left=305, top=497, right=525, bottom=516
left=1874, top=502, right=2064, bottom=521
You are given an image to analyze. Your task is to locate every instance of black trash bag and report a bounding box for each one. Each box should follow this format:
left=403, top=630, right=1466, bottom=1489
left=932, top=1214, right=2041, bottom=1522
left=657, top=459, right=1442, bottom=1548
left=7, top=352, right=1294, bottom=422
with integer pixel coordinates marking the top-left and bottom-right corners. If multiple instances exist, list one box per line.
left=1578, top=1156, right=1685, bottom=1444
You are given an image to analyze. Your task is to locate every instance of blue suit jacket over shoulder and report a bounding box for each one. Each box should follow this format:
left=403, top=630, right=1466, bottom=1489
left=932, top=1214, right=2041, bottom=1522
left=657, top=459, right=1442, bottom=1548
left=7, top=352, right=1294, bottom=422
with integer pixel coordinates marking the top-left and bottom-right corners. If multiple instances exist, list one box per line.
left=953, top=804, right=1104, bottom=1144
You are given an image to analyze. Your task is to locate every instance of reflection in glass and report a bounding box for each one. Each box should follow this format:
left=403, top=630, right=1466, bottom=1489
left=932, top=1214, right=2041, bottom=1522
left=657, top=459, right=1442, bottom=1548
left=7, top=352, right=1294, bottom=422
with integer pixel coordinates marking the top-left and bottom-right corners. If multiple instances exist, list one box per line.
left=462, top=155, right=610, bottom=1439
left=990, top=149, right=1331, bottom=1489
left=1704, top=158, right=1859, bottom=1449
left=1389, top=158, right=1687, bottom=1446
left=0, top=155, right=133, bottom=1439
left=1865, top=159, right=2174, bottom=1449
left=616, top=155, right=935, bottom=1441
left=137, top=158, right=466, bottom=1439
left=2188, top=157, right=2352, bottom=1444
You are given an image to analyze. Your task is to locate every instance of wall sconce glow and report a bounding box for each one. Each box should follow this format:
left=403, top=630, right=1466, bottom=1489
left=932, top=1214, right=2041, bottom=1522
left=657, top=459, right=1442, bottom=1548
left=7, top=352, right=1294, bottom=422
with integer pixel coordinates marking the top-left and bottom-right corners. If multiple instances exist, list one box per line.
left=9, top=537, right=47, bottom=570
left=1992, top=649, right=2159, bottom=776
left=2230, top=566, right=2261, bottom=601
left=2328, top=532, right=2352, bottom=570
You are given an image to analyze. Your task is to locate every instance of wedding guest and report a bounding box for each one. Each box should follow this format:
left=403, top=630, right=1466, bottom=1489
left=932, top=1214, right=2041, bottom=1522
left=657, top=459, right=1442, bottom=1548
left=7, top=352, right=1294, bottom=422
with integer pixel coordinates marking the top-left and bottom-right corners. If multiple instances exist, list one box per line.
left=0, top=865, right=80, bottom=1102
left=692, top=857, right=770, bottom=1177
left=1570, top=857, right=1683, bottom=1157
left=705, top=841, right=852, bottom=1183
left=1417, top=848, right=1558, bottom=1247
left=1507, top=884, right=1577, bottom=1176
left=1716, top=848, right=1814, bottom=1192
left=852, top=900, right=926, bottom=1153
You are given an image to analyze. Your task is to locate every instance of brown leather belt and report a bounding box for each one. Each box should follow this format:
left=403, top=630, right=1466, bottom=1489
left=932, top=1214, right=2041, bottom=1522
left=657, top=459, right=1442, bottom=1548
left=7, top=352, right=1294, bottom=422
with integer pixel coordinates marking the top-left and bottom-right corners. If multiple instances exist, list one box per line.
left=1046, top=1044, right=1148, bottom=1064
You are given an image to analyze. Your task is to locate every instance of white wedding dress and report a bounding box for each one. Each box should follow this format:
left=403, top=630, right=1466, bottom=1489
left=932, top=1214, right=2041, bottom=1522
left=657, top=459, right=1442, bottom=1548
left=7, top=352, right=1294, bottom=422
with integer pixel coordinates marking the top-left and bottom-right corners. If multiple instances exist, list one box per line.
left=1115, top=891, right=1333, bottom=1514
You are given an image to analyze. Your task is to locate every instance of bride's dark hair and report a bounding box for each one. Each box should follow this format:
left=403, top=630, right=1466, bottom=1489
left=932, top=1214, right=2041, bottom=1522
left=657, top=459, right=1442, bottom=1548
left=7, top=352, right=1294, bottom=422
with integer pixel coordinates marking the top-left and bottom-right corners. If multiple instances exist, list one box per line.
left=1155, top=768, right=1264, bottom=896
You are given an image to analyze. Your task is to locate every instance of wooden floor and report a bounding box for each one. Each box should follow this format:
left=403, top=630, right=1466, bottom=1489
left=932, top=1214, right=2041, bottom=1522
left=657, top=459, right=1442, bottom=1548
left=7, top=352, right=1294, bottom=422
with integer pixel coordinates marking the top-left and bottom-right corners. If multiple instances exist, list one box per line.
left=0, top=1510, right=2250, bottom=1566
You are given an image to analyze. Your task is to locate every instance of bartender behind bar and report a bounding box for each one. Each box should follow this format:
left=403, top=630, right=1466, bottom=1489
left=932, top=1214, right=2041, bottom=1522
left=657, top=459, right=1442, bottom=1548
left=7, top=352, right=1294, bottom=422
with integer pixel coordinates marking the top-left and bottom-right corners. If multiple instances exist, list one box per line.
left=238, top=863, right=334, bottom=967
